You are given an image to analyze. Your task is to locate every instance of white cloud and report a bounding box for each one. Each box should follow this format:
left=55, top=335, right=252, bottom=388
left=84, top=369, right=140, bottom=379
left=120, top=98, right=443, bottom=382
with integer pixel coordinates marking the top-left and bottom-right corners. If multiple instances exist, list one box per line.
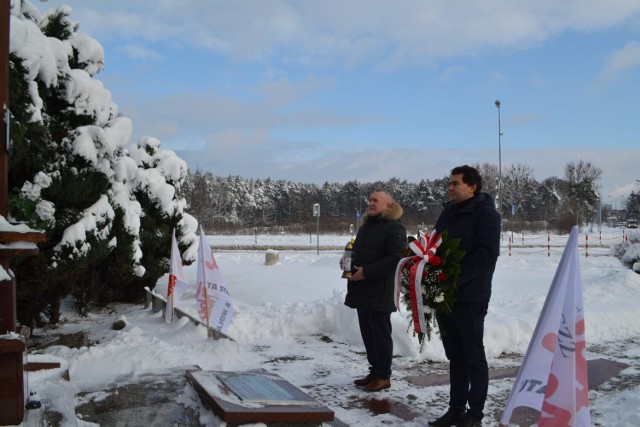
left=601, top=41, right=640, bottom=79
left=50, top=0, right=640, bottom=67
left=37, top=0, right=640, bottom=201
left=119, top=43, right=164, bottom=60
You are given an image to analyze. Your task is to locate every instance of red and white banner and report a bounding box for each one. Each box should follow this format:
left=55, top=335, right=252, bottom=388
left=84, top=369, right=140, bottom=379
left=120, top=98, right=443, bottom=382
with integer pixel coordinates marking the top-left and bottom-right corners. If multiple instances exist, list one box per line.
left=500, top=226, right=590, bottom=426
left=195, top=227, right=234, bottom=334
left=165, top=229, right=189, bottom=323
left=393, top=229, right=442, bottom=334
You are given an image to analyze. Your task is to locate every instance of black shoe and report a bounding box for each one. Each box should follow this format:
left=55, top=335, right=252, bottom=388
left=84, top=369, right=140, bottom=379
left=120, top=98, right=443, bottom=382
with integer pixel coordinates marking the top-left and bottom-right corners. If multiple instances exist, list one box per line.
left=428, top=406, right=466, bottom=426
left=456, top=411, right=482, bottom=427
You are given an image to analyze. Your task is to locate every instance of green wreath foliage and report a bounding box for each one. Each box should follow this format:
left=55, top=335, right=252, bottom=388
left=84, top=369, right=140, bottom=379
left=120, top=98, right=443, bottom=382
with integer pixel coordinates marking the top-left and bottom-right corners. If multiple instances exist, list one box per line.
left=399, top=231, right=466, bottom=347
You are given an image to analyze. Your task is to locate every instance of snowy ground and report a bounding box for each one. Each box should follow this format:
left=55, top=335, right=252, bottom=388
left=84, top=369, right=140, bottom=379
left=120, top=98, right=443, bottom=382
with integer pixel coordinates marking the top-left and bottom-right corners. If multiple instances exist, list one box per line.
left=17, top=229, right=640, bottom=426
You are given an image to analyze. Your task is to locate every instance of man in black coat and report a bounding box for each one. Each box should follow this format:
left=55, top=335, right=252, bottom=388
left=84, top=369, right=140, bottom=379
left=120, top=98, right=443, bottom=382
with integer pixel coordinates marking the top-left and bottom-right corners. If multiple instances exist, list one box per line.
left=429, top=165, right=501, bottom=427
left=345, top=189, right=406, bottom=392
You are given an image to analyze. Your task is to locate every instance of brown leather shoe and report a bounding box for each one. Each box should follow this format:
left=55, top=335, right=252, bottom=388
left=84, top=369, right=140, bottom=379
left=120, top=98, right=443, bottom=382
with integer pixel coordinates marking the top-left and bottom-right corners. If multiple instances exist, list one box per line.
left=364, top=377, right=391, bottom=392
left=354, top=374, right=374, bottom=386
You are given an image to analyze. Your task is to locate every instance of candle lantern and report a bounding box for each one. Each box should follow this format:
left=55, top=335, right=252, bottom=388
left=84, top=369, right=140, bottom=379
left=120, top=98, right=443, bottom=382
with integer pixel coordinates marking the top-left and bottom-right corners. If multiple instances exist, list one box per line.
left=341, top=238, right=354, bottom=279
left=341, top=224, right=356, bottom=279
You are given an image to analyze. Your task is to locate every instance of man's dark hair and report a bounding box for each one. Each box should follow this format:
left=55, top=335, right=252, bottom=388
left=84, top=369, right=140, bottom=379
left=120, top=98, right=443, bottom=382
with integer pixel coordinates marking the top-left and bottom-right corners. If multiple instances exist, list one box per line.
left=451, top=165, right=483, bottom=195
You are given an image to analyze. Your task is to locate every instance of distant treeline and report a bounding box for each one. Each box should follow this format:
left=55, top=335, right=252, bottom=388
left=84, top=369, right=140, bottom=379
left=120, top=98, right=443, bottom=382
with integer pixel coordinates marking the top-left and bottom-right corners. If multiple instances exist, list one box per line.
left=180, top=160, right=616, bottom=234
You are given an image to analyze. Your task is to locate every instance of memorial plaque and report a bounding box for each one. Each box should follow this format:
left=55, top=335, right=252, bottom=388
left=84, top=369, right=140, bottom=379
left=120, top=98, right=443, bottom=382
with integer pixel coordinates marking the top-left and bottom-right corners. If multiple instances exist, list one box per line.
left=221, top=373, right=296, bottom=402
left=186, top=369, right=334, bottom=424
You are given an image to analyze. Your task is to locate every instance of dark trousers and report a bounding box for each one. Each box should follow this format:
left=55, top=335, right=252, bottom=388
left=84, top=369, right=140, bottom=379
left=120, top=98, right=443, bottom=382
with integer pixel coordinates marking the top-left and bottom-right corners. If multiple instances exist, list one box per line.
left=356, top=308, right=393, bottom=379
left=436, top=302, right=489, bottom=419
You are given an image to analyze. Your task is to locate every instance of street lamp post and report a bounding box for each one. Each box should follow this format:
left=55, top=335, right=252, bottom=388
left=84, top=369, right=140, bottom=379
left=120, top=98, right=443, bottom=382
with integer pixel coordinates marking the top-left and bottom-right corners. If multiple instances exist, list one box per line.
left=495, top=100, right=502, bottom=218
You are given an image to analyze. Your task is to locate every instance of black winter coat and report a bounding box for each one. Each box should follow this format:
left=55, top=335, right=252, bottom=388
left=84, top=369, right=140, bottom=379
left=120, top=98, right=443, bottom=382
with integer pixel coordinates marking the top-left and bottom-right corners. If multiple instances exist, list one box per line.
left=434, top=192, right=501, bottom=303
left=344, top=203, right=407, bottom=312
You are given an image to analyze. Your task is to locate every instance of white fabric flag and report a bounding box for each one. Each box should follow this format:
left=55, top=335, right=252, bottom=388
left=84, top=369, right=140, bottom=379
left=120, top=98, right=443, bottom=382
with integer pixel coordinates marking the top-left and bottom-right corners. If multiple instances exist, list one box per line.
left=165, top=229, right=189, bottom=323
left=500, top=226, right=590, bottom=426
left=195, top=227, right=234, bottom=334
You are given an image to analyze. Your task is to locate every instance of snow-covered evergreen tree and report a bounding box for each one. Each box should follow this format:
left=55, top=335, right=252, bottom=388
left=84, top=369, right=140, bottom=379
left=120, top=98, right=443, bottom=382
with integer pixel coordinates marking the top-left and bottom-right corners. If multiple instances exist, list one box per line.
left=565, top=160, right=602, bottom=227
left=626, top=192, right=639, bottom=220
left=8, top=1, right=197, bottom=324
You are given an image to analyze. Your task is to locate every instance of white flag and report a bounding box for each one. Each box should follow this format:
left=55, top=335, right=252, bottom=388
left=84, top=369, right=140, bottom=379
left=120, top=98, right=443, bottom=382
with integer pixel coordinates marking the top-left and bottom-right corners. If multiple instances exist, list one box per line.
left=195, top=227, right=234, bottom=334
left=164, top=229, right=189, bottom=323
left=500, top=226, right=590, bottom=426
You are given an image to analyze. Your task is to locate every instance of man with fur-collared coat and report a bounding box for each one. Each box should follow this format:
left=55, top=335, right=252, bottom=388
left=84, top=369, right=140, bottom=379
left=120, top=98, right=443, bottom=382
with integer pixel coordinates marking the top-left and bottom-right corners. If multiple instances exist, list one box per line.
left=345, top=189, right=406, bottom=393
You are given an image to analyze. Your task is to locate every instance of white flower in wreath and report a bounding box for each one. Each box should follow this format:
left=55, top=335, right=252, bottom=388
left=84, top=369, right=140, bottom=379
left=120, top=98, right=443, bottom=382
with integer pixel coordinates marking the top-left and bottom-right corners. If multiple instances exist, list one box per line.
left=434, top=293, right=445, bottom=303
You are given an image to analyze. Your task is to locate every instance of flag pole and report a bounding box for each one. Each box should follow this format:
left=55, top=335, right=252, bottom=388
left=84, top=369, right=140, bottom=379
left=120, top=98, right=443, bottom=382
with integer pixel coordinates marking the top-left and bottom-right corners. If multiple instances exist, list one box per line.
left=204, top=288, right=211, bottom=337
left=170, top=229, right=175, bottom=322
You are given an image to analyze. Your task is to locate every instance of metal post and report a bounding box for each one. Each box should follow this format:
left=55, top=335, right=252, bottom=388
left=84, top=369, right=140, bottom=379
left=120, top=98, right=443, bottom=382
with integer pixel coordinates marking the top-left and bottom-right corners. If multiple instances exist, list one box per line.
left=313, top=203, right=320, bottom=255
left=598, top=198, right=602, bottom=232
left=495, top=100, right=502, bottom=219
left=1, top=0, right=9, bottom=217
left=1, top=0, right=13, bottom=334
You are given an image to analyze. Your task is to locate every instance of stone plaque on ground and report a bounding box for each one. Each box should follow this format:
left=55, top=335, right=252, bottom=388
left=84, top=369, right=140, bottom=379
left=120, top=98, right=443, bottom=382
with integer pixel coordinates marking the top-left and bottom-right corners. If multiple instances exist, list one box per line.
left=185, top=369, right=334, bottom=425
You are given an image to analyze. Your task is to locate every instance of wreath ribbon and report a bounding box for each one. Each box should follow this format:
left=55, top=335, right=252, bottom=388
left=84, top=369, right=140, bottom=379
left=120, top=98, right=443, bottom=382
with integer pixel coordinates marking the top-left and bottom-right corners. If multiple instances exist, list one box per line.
left=394, top=229, right=443, bottom=334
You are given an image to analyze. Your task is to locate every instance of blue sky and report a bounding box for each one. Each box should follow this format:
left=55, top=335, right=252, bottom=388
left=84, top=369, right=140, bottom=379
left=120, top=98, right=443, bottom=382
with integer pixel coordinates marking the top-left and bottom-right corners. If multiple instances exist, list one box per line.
left=37, top=0, right=640, bottom=202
